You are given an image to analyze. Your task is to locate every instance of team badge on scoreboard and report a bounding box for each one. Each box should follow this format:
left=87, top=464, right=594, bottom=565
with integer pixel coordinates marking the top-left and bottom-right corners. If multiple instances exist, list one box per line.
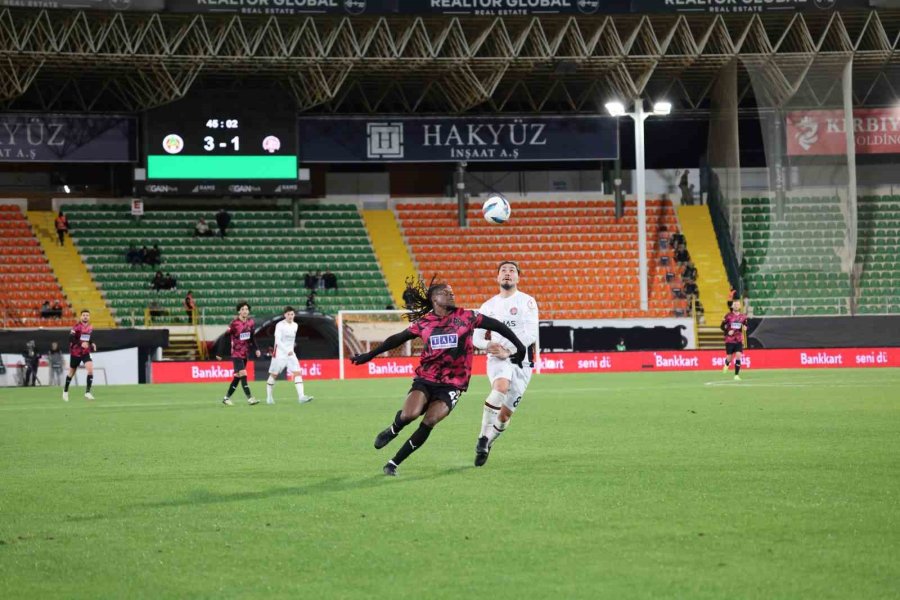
left=162, top=134, right=184, bottom=155
left=262, top=136, right=281, bottom=154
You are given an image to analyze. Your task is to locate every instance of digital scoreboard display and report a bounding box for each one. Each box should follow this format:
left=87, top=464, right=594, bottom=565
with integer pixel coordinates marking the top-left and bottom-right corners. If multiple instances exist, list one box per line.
left=143, top=90, right=300, bottom=194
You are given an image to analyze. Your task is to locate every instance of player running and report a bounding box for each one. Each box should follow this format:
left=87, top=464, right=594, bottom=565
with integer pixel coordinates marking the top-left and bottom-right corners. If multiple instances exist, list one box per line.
left=63, top=309, right=96, bottom=402
left=472, top=260, right=538, bottom=467
left=350, top=277, right=528, bottom=476
left=219, top=301, right=261, bottom=406
left=721, top=299, right=748, bottom=381
left=266, top=306, right=313, bottom=405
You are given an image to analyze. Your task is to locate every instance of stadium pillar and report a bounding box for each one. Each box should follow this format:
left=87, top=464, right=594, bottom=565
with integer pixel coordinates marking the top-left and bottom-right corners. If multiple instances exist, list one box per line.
left=456, top=162, right=467, bottom=227
left=633, top=99, right=649, bottom=312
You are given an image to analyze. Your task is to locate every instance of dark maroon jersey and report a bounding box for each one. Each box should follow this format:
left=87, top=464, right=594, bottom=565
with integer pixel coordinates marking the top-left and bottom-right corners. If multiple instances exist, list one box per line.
left=407, top=308, right=484, bottom=391
left=721, top=311, right=747, bottom=344
left=69, top=322, right=93, bottom=358
left=228, top=318, right=255, bottom=359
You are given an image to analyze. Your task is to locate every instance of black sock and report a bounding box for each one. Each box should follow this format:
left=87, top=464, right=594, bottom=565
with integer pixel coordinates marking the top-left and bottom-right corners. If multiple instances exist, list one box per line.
left=240, top=375, right=252, bottom=398
left=226, top=376, right=239, bottom=398
left=64, top=376, right=72, bottom=392
left=391, top=423, right=433, bottom=466
left=735, top=359, right=741, bottom=375
left=390, top=410, right=410, bottom=435
left=725, top=358, right=731, bottom=366
left=86, top=374, right=93, bottom=392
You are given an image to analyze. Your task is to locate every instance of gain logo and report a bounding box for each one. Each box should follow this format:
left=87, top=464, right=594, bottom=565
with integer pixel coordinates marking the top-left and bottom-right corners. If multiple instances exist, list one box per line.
left=162, top=134, right=184, bottom=154
left=344, top=0, right=366, bottom=15
left=794, top=116, right=819, bottom=151
left=576, top=0, right=600, bottom=15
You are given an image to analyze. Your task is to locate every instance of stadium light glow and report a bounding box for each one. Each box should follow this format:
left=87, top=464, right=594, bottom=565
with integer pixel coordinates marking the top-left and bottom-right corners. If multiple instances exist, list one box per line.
left=653, top=101, right=672, bottom=116
left=63, top=185, right=71, bottom=194
left=605, top=101, right=626, bottom=117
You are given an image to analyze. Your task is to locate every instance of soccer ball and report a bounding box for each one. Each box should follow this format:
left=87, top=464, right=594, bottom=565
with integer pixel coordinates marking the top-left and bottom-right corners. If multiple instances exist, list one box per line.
left=482, top=194, right=511, bottom=224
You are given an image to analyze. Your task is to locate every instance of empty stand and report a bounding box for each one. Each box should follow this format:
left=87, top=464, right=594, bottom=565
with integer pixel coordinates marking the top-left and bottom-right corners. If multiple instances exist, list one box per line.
left=396, top=200, right=682, bottom=319
left=856, top=195, right=900, bottom=315
left=741, top=196, right=851, bottom=316
left=0, top=205, right=73, bottom=327
left=65, top=205, right=392, bottom=325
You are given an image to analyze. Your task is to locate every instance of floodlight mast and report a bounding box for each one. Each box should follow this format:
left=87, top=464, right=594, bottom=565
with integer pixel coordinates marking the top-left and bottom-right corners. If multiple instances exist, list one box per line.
left=605, top=99, right=672, bottom=312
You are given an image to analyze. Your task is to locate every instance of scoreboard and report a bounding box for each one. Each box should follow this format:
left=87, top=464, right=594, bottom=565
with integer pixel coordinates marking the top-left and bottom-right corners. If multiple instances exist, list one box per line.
left=141, top=90, right=304, bottom=195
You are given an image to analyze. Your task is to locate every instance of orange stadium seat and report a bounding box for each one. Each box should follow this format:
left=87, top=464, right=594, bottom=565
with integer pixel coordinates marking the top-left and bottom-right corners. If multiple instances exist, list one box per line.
left=0, top=206, right=73, bottom=327
left=397, top=199, right=681, bottom=319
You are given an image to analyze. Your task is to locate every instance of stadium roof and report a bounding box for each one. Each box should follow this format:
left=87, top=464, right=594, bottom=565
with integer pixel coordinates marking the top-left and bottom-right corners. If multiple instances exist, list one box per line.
left=1, top=8, right=898, bottom=113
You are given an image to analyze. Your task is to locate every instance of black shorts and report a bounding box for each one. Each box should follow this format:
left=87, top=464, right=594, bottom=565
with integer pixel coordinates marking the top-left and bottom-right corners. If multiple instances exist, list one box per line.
left=725, top=342, right=743, bottom=355
left=232, top=357, right=249, bottom=373
left=69, top=354, right=92, bottom=369
left=409, top=378, right=462, bottom=412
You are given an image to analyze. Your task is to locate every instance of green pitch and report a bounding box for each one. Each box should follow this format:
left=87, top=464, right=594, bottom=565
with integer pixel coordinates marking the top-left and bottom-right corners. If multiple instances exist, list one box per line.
left=1, top=369, right=898, bottom=599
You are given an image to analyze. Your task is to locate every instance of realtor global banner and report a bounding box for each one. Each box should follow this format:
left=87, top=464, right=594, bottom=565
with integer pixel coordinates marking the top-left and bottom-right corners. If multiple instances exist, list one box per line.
left=298, top=116, right=619, bottom=163
left=786, top=108, right=900, bottom=156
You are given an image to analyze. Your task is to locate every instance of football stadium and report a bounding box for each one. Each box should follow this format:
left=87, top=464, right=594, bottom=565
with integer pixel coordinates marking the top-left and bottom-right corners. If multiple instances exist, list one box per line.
left=1, top=1, right=899, bottom=598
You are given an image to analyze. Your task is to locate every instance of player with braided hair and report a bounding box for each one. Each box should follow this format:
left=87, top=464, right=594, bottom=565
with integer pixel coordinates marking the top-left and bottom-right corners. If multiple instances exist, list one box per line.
left=351, top=276, right=528, bottom=476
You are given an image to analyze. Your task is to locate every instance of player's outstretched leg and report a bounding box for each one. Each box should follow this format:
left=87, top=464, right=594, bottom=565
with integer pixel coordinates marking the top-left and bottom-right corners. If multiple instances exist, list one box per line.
left=383, top=393, right=446, bottom=476
left=734, top=354, right=742, bottom=381
left=266, top=374, right=277, bottom=404
left=476, top=390, right=505, bottom=466
left=375, top=390, right=426, bottom=449
left=722, top=356, right=731, bottom=374
left=294, top=375, right=313, bottom=404
left=240, top=375, right=258, bottom=405
left=222, top=374, right=240, bottom=406
left=84, top=373, right=95, bottom=400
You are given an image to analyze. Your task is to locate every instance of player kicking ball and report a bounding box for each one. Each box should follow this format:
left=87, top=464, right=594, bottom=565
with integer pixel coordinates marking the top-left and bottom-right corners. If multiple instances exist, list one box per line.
left=219, top=301, right=261, bottom=406
left=721, top=299, right=748, bottom=381
left=266, top=306, right=313, bottom=405
left=63, top=309, right=97, bottom=402
left=472, top=261, right=539, bottom=467
left=350, top=277, right=528, bottom=476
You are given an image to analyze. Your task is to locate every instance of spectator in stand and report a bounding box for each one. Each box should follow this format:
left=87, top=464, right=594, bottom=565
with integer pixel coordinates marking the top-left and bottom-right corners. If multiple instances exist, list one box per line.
left=323, top=270, right=338, bottom=292
left=216, top=208, right=231, bottom=238
left=616, top=338, right=627, bottom=352
left=684, top=280, right=699, bottom=298
left=659, top=225, right=670, bottom=250
left=151, top=270, right=165, bottom=292
left=671, top=232, right=685, bottom=247
left=679, top=171, right=694, bottom=206
left=184, top=291, right=196, bottom=323
left=51, top=300, right=63, bottom=318
left=306, top=290, right=317, bottom=312
left=48, top=342, right=64, bottom=386
left=675, top=243, right=691, bottom=265
left=303, top=270, right=315, bottom=291
left=163, top=272, right=177, bottom=291
left=315, top=270, right=325, bottom=291
left=194, top=218, right=214, bottom=237
left=682, top=262, right=698, bottom=282
left=138, top=245, right=149, bottom=268
left=148, top=299, right=165, bottom=321
left=126, top=244, right=142, bottom=267
left=54, top=211, right=69, bottom=246
left=40, top=301, right=52, bottom=318
left=144, top=243, right=162, bottom=267
left=22, top=340, right=40, bottom=387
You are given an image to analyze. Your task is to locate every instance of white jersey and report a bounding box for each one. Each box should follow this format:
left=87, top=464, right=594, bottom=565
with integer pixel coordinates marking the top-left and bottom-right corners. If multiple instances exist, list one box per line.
left=273, top=320, right=298, bottom=357
left=473, top=290, right=539, bottom=354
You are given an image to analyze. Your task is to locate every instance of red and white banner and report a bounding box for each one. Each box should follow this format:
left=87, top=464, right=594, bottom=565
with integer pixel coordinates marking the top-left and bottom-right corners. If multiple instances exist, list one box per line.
left=786, top=108, right=900, bottom=156
left=151, top=348, right=898, bottom=383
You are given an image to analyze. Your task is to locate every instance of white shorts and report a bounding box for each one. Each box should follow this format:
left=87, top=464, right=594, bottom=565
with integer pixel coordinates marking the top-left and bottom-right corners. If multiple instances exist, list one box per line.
left=486, top=355, right=532, bottom=412
left=269, top=354, right=300, bottom=376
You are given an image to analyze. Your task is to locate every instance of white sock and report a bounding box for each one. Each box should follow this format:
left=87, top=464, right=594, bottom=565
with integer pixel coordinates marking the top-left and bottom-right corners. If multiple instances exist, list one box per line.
left=480, top=390, right=505, bottom=438
left=294, top=376, right=305, bottom=399
left=266, top=375, right=275, bottom=401
left=487, top=418, right=508, bottom=444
